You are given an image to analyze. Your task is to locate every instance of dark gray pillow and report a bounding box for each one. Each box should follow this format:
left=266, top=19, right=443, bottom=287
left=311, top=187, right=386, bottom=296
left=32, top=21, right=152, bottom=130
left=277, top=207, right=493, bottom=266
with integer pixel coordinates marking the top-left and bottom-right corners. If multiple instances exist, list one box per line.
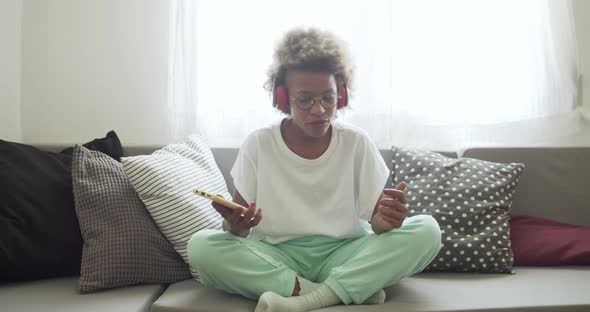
left=72, top=145, right=191, bottom=293
left=392, top=147, right=524, bottom=273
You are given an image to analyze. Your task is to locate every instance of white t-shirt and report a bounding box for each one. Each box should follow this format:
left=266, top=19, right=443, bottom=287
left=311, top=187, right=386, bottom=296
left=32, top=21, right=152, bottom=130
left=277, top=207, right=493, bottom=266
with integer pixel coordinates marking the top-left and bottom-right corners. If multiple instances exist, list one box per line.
left=230, top=119, right=390, bottom=244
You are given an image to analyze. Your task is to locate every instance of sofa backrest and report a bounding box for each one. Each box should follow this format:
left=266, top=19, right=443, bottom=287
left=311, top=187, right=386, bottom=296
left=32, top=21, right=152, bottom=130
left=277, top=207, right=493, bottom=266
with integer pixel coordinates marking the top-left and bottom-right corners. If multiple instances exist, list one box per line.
left=41, top=144, right=589, bottom=226
left=462, top=147, right=590, bottom=226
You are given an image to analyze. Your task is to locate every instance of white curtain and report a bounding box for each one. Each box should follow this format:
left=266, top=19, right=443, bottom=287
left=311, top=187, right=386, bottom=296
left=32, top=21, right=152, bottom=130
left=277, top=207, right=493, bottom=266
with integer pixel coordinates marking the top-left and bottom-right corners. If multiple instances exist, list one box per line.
left=167, top=0, right=582, bottom=150
left=167, top=0, right=198, bottom=142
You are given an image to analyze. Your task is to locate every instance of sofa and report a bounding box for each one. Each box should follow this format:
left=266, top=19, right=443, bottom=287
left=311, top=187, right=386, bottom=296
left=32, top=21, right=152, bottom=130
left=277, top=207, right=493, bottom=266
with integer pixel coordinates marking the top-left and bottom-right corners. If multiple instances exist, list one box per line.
left=1, top=145, right=589, bottom=312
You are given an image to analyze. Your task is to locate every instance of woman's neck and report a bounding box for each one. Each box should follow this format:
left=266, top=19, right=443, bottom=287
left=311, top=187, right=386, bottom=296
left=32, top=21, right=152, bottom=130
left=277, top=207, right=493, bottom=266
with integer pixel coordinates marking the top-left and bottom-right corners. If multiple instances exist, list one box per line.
left=281, top=118, right=332, bottom=159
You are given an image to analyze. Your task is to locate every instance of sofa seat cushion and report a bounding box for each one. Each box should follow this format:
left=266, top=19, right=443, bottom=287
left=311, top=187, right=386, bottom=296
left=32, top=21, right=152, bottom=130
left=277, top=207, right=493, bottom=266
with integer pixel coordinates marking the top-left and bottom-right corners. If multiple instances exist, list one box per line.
left=153, top=267, right=590, bottom=312
left=368, top=266, right=590, bottom=312
left=151, top=279, right=256, bottom=312
left=0, top=277, right=166, bottom=312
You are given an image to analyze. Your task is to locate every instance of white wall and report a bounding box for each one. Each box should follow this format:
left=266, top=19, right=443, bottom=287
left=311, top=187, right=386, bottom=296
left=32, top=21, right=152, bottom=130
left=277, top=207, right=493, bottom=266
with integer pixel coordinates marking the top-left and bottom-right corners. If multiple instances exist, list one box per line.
left=0, top=0, right=23, bottom=142
left=21, top=0, right=171, bottom=146
left=574, top=0, right=590, bottom=117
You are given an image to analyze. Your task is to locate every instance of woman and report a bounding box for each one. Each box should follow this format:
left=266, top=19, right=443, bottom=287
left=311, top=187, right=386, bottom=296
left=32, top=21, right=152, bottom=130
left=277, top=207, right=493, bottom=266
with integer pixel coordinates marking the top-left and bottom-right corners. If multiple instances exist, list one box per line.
left=187, top=27, right=441, bottom=312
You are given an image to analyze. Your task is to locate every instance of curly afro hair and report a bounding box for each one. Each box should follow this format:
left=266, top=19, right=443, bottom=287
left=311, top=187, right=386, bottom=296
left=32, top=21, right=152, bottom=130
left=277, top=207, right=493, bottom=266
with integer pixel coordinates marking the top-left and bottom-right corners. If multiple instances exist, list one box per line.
left=264, top=27, right=354, bottom=101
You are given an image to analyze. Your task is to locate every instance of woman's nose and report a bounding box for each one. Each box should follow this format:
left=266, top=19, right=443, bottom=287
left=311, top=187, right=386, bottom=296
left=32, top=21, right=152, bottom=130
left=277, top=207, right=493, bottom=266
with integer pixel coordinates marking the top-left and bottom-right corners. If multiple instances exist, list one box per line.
left=309, top=99, right=326, bottom=114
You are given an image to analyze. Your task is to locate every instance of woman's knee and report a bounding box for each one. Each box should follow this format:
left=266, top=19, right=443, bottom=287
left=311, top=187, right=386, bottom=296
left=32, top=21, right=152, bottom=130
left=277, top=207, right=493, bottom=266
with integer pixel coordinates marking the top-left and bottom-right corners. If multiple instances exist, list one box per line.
left=406, top=215, right=442, bottom=250
left=187, top=229, right=225, bottom=270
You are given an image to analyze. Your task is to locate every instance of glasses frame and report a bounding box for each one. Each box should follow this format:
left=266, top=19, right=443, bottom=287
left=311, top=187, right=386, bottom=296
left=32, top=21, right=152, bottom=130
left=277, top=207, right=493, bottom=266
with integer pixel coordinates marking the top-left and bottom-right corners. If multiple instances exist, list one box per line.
left=290, top=93, right=341, bottom=111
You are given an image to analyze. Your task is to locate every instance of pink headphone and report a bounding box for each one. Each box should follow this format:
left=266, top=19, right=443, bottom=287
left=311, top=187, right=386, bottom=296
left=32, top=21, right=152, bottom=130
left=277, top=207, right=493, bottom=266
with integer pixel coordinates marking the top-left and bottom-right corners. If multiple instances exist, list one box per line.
left=272, top=77, right=348, bottom=113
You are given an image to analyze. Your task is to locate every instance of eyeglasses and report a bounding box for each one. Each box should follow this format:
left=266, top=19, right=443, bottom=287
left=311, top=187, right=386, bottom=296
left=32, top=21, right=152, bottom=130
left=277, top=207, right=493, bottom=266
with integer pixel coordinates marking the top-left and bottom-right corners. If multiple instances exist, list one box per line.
left=291, top=93, right=340, bottom=111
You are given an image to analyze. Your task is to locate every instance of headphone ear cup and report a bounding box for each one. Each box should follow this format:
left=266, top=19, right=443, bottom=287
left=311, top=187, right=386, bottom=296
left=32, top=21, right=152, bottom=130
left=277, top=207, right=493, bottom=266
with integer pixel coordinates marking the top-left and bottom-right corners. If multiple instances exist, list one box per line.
left=274, top=85, right=288, bottom=113
left=337, top=85, right=348, bottom=109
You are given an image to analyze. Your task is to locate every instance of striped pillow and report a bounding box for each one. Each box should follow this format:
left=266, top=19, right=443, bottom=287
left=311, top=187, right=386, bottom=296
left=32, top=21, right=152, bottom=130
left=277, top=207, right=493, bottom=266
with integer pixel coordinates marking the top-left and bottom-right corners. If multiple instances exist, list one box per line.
left=121, top=132, right=227, bottom=277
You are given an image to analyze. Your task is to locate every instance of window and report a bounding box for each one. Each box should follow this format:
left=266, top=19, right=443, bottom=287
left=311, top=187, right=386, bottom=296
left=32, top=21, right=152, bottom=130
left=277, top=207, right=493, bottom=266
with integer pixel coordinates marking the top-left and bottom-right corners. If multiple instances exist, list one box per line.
left=168, top=0, right=581, bottom=149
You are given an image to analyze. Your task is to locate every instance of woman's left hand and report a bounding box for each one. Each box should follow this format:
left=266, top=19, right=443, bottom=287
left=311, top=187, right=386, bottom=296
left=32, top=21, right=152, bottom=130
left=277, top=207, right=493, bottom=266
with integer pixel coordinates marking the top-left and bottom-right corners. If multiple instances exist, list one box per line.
left=371, top=182, right=409, bottom=234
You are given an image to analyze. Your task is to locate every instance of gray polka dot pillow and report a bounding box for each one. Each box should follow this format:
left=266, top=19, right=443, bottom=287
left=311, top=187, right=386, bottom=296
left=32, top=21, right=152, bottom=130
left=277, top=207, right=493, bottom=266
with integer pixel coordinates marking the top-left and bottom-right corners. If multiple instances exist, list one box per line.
left=392, top=147, right=524, bottom=273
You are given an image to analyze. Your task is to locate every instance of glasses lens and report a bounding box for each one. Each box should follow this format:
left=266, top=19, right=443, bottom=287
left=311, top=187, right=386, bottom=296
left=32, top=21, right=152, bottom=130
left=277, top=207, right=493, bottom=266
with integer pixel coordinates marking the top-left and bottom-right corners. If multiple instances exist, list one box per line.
left=295, top=97, right=313, bottom=110
left=321, top=94, right=337, bottom=107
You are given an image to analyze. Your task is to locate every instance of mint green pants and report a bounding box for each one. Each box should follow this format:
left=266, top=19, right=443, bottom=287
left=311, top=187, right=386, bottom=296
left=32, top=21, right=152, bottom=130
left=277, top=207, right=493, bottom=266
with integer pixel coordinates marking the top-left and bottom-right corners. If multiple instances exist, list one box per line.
left=187, top=215, right=441, bottom=304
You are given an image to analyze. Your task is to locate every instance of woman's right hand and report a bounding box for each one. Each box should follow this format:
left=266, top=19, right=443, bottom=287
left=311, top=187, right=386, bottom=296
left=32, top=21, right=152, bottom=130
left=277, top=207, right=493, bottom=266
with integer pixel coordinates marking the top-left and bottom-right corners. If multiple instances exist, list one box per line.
left=211, top=194, right=262, bottom=236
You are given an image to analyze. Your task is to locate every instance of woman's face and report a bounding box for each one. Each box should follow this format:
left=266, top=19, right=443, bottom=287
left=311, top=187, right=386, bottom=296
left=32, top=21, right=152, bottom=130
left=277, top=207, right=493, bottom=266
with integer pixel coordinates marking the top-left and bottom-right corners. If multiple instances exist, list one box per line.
left=285, top=70, right=338, bottom=140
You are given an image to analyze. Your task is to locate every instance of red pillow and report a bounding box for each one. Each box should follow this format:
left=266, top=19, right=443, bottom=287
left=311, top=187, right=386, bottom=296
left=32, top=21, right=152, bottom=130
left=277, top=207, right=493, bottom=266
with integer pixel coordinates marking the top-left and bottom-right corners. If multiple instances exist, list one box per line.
left=510, top=214, right=590, bottom=266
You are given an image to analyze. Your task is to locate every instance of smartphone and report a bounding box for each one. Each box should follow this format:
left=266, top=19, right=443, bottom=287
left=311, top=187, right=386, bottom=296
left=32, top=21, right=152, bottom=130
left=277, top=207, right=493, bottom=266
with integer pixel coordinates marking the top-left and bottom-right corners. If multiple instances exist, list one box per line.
left=193, top=189, right=248, bottom=212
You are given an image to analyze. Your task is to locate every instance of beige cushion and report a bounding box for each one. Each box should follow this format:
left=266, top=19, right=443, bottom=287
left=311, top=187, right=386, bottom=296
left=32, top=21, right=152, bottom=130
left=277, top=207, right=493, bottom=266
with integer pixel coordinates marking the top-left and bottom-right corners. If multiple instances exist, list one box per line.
left=151, top=279, right=256, bottom=312
left=366, top=266, right=590, bottom=312
left=462, top=147, right=590, bottom=226
left=153, top=267, right=590, bottom=312
left=0, top=277, right=165, bottom=312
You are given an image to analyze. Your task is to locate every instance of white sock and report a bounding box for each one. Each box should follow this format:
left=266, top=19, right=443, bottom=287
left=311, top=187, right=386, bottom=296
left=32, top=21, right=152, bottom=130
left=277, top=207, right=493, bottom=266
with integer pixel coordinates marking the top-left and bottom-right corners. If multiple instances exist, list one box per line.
left=296, top=277, right=318, bottom=295
left=296, top=277, right=385, bottom=305
left=255, top=284, right=341, bottom=312
left=363, top=289, right=386, bottom=305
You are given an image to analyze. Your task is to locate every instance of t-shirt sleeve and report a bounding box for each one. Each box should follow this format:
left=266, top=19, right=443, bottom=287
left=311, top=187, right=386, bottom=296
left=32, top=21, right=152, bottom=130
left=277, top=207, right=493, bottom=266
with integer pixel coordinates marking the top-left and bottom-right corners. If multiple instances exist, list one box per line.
left=230, top=133, right=259, bottom=204
left=357, top=135, right=390, bottom=221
